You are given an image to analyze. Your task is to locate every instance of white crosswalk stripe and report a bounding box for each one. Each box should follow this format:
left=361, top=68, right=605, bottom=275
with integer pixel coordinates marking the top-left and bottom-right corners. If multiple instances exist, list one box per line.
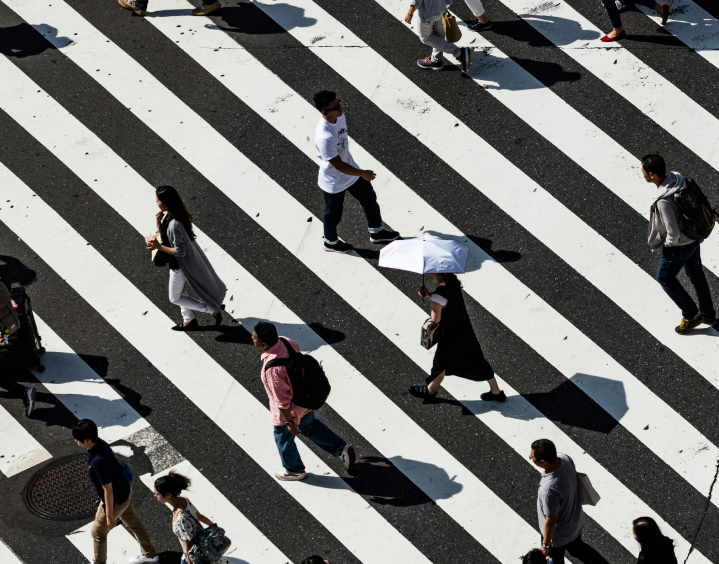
left=1, top=0, right=718, bottom=561
left=0, top=163, right=431, bottom=563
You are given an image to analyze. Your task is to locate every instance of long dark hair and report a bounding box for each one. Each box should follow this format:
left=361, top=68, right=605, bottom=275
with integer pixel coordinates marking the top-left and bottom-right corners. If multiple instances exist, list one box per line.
left=154, top=471, right=191, bottom=497
left=156, top=186, right=196, bottom=241
left=442, top=273, right=463, bottom=290
left=633, top=517, right=674, bottom=556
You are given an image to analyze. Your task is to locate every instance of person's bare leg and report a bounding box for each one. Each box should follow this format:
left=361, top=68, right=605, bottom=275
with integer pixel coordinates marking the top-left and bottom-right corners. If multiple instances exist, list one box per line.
left=487, top=377, right=501, bottom=394
left=427, top=371, right=446, bottom=395
left=608, top=26, right=624, bottom=38
left=477, top=13, right=489, bottom=23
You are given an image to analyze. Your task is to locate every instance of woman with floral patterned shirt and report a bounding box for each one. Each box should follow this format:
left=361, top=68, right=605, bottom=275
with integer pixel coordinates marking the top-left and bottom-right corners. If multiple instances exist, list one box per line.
left=153, top=472, right=230, bottom=564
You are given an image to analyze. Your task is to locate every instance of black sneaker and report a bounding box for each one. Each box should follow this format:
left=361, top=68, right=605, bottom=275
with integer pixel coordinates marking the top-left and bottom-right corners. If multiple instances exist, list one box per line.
left=480, top=390, right=507, bottom=402
left=324, top=240, right=354, bottom=254
left=467, top=19, right=492, bottom=31
left=369, top=229, right=400, bottom=244
left=408, top=385, right=439, bottom=403
left=457, top=46, right=471, bottom=73
left=701, top=316, right=717, bottom=327
left=23, top=386, right=36, bottom=417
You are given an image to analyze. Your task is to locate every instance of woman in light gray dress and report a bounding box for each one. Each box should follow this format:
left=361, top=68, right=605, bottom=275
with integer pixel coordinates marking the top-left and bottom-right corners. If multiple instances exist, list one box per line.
left=146, top=186, right=226, bottom=331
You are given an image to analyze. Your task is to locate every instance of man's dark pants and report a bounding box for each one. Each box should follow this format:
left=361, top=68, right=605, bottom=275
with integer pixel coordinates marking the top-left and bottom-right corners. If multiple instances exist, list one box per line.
left=322, top=177, right=382, bottom=243
left=548, top=534, right=609, bottom=564
left=657, top=240, right=716, bottom=320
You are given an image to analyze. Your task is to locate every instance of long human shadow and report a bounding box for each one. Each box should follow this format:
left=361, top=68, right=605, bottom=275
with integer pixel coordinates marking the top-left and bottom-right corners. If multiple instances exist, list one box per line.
left=205, top=317, right=346, bottom=349
left=455, top=373, right=628, bottom=433
left=469, top=47, right=582, bottom=88
left=149, top=2, right=317, bottom=34
left=343, top=455, right=463, bottom=507
left=0, top=254, right=37, bottom=287
left=490, top=15, right=601, bottom=47
left=0, top=23, right=69, bottom=58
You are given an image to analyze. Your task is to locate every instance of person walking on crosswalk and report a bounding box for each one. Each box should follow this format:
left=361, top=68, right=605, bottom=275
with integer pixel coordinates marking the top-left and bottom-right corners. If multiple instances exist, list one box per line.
left=408, top=273, right=505, bottom=402
left=404, top=0, right=472, bottom=72
left=146, top=186, right=226, bottom=331
left=313, top=91, right=400, bottom=254
left=531, top=439, right=608, bottom=564
left=252, top=321, right=356, bottom=481
left=72, top=419, right=159, bottom=564
left=118, top=0, right=221, bottom=16
left=153, top=472, right=231, bottom=564
left=642, top=154, right=717, bottom=334
left=598, top=0, right=669, bottom=42
left=632, top=517, right=677, bottom=564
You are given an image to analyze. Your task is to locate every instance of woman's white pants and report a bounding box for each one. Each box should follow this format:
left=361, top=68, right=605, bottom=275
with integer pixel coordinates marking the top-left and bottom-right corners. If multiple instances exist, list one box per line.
left=169, top=268, right=214, bottom=323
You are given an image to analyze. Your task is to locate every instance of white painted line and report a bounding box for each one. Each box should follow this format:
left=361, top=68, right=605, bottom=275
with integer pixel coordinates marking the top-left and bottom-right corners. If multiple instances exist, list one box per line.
left=67, top=519, right=138, bottom=564
left=378, top=0, right=719, bottom=277
left=79, top=0, right=719, bottom=512
left=0, top=8, right=713, bottom=559
left=140, top=460, right=292, bottom=564
left=0, top=7, right=707, bottom=560
left=637, top=1, right=719, bottom=70
left=0, top=402, right=52, bottom=478
left=0, top=58, right=539, bottom=563
left=0, top=540, right=24, bottom=564
left=499, top=0, right=719, bottom=171
left=29, top=315, right=149, bottom=443
left=0, top=166, right=429, bottom=562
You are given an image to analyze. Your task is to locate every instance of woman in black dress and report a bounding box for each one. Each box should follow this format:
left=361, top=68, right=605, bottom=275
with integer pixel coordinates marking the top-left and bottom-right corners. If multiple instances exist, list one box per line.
left=409, top=273, right=505, bottom=402
left=632, top=517, right=677, bottom=564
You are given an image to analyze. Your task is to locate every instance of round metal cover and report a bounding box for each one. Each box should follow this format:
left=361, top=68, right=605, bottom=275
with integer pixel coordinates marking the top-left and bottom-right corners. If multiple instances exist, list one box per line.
left=23, top=454, right=97, bottom=521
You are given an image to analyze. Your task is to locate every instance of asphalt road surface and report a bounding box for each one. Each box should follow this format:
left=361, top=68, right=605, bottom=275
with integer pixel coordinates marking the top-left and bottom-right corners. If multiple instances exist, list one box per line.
left=1, top=0, right=719, bottom=562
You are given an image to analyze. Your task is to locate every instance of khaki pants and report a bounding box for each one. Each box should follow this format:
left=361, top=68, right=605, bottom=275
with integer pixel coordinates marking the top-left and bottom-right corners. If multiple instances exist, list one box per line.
left=91, top=488, right=155, bottom=564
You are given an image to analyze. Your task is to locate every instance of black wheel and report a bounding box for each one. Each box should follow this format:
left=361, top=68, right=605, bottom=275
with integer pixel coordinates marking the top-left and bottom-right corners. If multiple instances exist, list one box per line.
left=38, top=347, right=46, bottom=355
left=37, top=365, right=45, bottom=373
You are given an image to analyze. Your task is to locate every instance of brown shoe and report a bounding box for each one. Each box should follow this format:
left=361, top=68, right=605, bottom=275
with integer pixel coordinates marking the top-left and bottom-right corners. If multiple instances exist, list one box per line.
left=675, top=312, right=702, bottom=335
left=192, top=0, right=221, bottom=15
left=118, top=0, right=147, bottom=16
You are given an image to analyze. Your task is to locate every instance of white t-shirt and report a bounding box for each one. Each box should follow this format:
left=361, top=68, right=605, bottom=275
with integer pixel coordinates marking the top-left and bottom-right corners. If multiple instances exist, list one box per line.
left=315, top=114, right=360, bottom=194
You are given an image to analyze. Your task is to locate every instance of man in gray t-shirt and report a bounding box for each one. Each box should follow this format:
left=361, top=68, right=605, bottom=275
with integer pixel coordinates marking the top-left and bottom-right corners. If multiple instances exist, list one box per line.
left=531, top=439, right=608, bottom=564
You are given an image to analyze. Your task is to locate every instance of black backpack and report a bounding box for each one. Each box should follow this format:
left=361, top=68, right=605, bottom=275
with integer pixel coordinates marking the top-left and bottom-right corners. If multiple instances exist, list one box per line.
left=672, top=178, right=717, bottom=240
left=264, top=338, right=331, bottom=410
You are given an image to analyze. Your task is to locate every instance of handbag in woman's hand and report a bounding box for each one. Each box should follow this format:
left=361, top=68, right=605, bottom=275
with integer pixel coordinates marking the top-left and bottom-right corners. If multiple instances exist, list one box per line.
left=421, top=317, right=440, bottom=350
left=150, top=232, right=162, bottom=263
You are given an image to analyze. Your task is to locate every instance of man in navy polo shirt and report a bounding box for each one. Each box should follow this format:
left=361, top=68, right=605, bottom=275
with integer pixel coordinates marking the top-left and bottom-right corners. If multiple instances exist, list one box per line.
left=73, top=419, right=158, bottom=564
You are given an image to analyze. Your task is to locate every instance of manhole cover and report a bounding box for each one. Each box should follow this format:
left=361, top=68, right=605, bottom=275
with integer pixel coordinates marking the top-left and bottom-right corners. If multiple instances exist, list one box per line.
left=23, top=454, right=97, bottom=521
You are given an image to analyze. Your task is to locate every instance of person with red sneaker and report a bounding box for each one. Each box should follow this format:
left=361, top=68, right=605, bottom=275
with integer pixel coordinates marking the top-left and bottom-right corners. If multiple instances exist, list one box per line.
left=599, top=0, right=670, bottom=42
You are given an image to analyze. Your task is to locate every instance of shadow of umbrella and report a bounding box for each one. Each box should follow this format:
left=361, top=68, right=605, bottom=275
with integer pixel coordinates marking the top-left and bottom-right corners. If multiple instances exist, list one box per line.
left=0, top=254, right=37, bottom=287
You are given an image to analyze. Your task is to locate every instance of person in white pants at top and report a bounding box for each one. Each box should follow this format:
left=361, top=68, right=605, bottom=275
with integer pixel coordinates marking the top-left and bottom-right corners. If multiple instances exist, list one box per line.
left=405, top=0, right=472, bottom=72
left=464, top=0, right=492, bottom=31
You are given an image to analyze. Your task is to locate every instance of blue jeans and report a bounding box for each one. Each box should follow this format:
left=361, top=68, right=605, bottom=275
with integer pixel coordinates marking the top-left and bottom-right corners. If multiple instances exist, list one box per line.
left=657, top=241, right=716, bottom=320
left=323, top=177, right=383, bottom=244
left=601, top=0, right=657, bottom=28
left=273, top=411, right=345, bottom=473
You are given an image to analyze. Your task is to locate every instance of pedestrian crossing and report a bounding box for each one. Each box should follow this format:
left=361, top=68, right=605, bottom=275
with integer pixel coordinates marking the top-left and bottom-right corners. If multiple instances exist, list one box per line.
left=0, top=0, right=718, bottom=561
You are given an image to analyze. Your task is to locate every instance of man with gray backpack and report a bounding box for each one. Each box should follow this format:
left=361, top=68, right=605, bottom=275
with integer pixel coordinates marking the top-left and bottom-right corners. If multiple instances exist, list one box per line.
left=642, top=154, right=718, bottom=334
left=252, top=321, right=356, bottom=481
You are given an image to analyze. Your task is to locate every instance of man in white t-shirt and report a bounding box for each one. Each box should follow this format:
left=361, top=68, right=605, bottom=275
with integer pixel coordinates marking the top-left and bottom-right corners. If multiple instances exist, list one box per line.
left=313, top=90, right=400, bottom=253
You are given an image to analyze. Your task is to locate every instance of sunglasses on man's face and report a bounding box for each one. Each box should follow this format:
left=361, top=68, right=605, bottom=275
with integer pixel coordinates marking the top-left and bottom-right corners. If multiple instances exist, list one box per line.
left=323, top=100, right=342, bottom=114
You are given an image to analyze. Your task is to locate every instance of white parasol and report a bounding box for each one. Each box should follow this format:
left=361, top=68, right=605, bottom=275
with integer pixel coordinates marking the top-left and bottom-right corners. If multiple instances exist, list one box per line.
left=378, top=235, right=469, bottom=277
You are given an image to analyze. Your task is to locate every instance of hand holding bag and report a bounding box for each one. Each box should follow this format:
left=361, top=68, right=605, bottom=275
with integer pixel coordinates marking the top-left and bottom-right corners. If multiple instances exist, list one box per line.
left=421, top=317, right=441, bottom=350
left=577, top=472, right=600, bottom=506
left=442, top=9, right=462, bottom=43
left=185, top=510, right=232, bottom=564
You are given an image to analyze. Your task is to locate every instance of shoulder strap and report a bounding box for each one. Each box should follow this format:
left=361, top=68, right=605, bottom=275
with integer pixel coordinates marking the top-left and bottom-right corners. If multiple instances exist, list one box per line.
left=263, top=338, right=294, bottom=371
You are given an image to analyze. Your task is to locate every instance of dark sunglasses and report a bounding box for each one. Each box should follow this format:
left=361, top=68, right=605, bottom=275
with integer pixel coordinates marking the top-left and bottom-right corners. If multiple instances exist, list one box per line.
left=322, top=100, right=342, bottom=114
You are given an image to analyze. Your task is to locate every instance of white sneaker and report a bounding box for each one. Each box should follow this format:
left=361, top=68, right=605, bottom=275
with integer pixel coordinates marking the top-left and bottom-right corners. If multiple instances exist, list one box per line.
left=128, top=555, right=159, bottom=564
left=340, top=444, right=356, bottom=471
left=275, top=468, right=307, bottom=481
